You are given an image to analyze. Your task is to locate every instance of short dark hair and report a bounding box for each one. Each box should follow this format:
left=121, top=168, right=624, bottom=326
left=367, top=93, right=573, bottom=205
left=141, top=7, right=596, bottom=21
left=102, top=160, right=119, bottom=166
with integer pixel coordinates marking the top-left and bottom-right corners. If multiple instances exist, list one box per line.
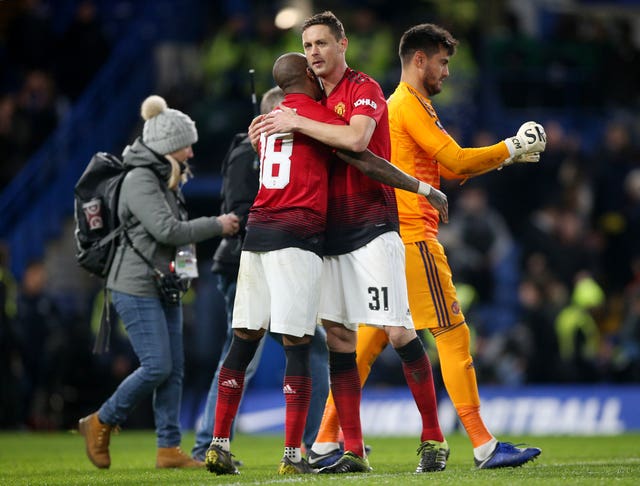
left=399, top=23, right=458, bottom=64
left=302, top=10, right=345, bottom=41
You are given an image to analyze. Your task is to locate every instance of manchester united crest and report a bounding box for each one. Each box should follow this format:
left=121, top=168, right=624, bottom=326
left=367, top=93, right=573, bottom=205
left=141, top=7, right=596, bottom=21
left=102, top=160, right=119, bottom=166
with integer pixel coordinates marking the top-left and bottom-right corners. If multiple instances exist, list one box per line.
left=451, top=300, right=460, bottom=314
left=334, top=102, right=346, bottom=117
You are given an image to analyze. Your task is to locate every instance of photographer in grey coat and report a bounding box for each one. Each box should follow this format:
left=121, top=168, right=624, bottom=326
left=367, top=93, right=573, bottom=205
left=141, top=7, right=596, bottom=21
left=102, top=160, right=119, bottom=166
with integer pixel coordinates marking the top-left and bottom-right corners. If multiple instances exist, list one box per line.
left=78, top=95, right=239, bottom=469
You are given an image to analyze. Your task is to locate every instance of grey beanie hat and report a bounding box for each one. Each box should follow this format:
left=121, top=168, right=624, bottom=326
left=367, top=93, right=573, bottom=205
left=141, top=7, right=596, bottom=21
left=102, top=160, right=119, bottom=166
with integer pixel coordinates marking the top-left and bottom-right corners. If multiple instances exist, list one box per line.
left=140, top=95, right=198, bottom=155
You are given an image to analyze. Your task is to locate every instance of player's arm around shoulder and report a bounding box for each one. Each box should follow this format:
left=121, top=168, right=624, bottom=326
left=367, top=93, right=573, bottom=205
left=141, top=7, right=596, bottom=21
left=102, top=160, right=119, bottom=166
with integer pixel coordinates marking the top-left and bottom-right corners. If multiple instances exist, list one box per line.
left=259, top=105, right=375, bottom=153
left=335, top=149, right=448, bottom=223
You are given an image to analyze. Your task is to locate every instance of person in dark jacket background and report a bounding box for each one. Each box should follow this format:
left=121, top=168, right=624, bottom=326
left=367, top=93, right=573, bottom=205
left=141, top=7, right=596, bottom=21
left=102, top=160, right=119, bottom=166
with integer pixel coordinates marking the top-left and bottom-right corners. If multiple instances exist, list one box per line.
left=78, top=95, right=239, bottom=469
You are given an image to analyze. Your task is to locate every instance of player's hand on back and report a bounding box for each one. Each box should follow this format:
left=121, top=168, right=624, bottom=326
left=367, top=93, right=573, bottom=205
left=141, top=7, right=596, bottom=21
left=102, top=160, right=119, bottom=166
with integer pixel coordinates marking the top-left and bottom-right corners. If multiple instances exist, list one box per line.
left=260, top=105, right=299, bottom=136
left=427, top=187, right=448, bottom=224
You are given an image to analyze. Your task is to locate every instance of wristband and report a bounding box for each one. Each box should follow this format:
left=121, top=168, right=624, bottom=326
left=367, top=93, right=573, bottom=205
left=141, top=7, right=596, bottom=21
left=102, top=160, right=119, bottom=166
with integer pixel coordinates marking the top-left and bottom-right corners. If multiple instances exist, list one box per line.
left=503, top=137, right=518, bottom=157
left=417, top=180, right=431, bottom=197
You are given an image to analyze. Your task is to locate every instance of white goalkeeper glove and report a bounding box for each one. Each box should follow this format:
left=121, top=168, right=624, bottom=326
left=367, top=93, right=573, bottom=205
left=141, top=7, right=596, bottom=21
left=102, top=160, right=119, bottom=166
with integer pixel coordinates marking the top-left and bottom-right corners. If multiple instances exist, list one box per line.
left=500, top=151, right=540, bottom=168
left=504, top=121, right=547, bottom=158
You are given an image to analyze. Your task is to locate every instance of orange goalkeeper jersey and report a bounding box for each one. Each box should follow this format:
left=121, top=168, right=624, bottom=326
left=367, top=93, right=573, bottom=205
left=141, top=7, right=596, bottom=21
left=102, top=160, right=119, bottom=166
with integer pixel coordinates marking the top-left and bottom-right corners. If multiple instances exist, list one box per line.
left=387, top=82, right=509, bottom=243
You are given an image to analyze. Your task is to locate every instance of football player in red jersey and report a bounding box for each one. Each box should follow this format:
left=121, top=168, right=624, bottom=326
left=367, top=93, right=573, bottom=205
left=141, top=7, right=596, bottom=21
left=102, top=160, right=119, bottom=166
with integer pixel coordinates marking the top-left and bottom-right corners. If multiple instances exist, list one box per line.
left=255, top=11, right=449, bottom=474
left=205, top=52, right=341, bottom=476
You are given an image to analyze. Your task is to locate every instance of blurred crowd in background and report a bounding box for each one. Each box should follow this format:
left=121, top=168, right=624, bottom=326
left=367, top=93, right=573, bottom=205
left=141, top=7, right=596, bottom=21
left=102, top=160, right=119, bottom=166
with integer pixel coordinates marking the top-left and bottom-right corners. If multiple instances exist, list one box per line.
left=1, top=0, right=640, bottom=431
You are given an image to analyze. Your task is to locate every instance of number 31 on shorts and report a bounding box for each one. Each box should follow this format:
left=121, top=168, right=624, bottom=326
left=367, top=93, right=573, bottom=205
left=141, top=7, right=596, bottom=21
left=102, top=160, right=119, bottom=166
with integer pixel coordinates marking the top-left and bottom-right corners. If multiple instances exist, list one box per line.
left=368, top=286, right=389, bottom=311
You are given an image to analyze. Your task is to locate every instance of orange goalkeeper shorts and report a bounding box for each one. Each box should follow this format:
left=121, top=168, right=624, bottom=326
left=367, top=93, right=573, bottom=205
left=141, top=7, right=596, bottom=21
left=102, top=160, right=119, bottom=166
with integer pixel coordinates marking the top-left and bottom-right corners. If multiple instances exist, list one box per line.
left=405, top=239, right=466, bottom=331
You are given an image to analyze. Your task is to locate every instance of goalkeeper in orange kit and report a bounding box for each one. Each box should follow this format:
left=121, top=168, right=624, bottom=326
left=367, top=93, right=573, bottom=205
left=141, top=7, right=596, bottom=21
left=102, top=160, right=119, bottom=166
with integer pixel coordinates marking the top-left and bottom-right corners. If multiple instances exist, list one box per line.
left=311, top=23, right=545, bottom=470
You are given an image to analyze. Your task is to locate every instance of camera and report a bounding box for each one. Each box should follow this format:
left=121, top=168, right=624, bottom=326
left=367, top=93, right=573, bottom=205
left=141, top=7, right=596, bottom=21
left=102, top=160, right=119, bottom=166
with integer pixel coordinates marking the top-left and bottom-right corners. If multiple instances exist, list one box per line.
left=155, top=272, right=188, bottom=305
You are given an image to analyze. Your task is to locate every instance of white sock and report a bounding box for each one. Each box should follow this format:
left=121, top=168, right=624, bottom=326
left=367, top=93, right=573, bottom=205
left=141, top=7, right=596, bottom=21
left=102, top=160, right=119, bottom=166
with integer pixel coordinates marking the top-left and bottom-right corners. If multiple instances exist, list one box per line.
left=311, top=442, right=341, bottom=454
left=210, top=437, right=230, bottom=452
left=474, top=438, right=498, bottom=461
left=284, top=446, right=302, bottom=462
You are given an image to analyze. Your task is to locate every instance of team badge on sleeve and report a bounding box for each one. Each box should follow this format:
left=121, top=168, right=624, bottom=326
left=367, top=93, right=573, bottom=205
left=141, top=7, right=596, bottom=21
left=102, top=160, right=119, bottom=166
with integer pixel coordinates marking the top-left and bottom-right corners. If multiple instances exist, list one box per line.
left=451, top=301, right=460, bottom=315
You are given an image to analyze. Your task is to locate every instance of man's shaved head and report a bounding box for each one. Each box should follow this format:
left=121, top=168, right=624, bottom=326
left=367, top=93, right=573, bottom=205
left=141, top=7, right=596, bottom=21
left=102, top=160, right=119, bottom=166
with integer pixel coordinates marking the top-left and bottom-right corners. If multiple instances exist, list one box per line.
left=273, top=52, right=310, bottom=92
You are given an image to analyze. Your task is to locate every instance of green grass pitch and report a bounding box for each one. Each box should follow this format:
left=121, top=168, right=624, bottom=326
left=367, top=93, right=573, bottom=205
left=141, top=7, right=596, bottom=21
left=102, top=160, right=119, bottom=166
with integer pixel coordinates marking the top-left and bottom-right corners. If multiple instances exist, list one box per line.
left=1, top=431, right=639, bottom=485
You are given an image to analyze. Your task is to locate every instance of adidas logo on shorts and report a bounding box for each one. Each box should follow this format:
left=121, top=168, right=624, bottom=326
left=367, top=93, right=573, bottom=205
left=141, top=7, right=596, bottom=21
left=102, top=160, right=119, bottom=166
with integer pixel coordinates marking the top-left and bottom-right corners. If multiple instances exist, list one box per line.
left=221, top=379, right=241, bottom=389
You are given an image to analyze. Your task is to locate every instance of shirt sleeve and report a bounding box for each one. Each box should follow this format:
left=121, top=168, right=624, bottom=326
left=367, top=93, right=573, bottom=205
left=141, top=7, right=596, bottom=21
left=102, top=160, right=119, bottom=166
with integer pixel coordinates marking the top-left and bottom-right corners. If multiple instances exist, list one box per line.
left=402, top=97, right=510, bottom=177
left=434, top=138, right=510, bottom=177
left=401, top=97, right=453, bottom=158
left=123, top=168, right=220, bottom=245
left=350, top=80, right=387, bottom=126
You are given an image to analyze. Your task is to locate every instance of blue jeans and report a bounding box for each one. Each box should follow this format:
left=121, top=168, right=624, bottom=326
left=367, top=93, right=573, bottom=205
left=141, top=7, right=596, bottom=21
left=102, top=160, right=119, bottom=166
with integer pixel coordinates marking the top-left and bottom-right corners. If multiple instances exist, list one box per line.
left=300, top=326, right=330, bottom=448
left=192, top=273, right=329, bottom=460
left=99, top=290, right=184, bottom=448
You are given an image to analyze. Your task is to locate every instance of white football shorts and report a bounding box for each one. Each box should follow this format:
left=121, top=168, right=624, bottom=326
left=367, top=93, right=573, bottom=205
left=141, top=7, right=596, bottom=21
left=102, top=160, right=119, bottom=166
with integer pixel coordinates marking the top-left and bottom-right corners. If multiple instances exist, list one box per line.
left=232, top=247, right=323, bottom=337
left=318, top=231, right=414, bottom=331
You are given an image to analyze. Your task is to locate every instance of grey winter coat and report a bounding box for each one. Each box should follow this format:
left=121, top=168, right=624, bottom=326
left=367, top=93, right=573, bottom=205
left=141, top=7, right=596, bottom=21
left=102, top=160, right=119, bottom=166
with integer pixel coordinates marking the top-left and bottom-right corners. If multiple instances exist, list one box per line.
left=107, top=138, right=222, bottom=297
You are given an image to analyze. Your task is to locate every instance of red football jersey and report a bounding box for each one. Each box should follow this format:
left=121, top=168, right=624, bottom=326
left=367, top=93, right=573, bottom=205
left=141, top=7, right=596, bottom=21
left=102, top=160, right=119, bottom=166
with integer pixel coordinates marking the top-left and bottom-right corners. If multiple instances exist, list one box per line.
left=324, top=67, right=399, bottom=255
left=245, top=93, right=342, bottom=255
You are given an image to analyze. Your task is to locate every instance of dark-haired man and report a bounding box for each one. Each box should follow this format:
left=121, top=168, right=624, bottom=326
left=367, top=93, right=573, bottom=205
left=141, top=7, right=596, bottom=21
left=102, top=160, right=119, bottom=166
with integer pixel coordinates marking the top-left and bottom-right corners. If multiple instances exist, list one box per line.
left=314, top=22, right=545, bottom=471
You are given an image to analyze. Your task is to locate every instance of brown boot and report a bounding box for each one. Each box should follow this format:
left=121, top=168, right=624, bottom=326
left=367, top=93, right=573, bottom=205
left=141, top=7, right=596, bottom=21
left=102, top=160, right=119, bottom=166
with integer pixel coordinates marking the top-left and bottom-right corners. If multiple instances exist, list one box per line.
left=156, top=446, right=204, bottom=468
left=78, top=412, right=114, bottom=469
